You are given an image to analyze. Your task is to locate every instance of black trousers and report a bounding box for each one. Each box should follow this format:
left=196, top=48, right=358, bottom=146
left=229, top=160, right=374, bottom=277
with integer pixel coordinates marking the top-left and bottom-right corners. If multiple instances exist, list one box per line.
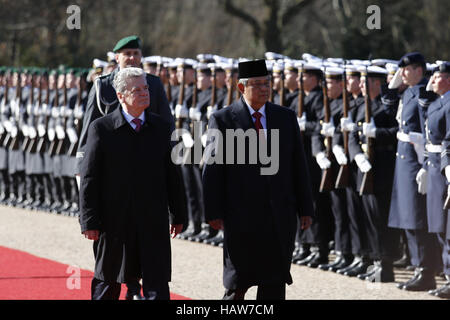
left=223, top=284, right=286, bottom=300
left=405, top=229, right=441, bottom=272
left=91, top=277, right=170, bottom=300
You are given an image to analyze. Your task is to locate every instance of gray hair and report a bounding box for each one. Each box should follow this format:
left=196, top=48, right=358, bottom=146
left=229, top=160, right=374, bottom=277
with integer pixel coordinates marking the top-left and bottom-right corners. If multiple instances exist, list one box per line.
left=113, top=67, right=146, bottom=93
left=238, top=78, right=249, bottom=86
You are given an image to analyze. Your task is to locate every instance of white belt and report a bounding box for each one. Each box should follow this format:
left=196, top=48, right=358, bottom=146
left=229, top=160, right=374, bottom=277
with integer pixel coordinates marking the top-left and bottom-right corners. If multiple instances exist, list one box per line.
left=396, top=131, right=410, bottom=143
left=426, top=143, right=442, bottom=153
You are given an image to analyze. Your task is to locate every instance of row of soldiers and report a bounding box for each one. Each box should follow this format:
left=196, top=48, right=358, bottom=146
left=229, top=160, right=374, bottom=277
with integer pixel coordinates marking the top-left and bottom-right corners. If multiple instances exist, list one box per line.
left=1, top=48, right=449, bottom=298
left=132, top=51, right=448, bottom=299
left=0, top=67, right=88, bottom=215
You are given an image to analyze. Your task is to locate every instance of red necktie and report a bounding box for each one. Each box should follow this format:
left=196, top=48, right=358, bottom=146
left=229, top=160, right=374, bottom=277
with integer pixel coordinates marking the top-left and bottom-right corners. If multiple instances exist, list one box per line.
left=252, top=111, right=264, bottom=132
left=132, top=118, right=142, bottom=132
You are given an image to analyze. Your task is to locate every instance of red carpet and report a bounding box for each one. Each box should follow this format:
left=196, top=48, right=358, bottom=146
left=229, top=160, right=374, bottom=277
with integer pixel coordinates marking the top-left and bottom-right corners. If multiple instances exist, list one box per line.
left=0, top=246, right=189, bottom=300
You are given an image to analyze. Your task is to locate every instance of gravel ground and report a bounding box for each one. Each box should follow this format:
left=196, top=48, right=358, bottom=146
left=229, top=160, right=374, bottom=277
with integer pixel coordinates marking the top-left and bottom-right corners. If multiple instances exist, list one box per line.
left=0, top=206, right=446, bottom=300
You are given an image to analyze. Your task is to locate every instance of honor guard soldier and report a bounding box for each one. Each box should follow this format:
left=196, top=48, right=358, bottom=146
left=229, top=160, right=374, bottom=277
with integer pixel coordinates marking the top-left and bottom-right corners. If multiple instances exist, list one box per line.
left=292, top=62, right=334, bottom=267
left=312, top=66, right=353, bottom=271
left=388, top=52, right=441, bottom=291
left=424, top=62, right=450, bottom=298
left=335, top=64, right=371, bottom=277
left=348, top=65, right=400, bottom=282
left=283, top=60, right=299, bottom=110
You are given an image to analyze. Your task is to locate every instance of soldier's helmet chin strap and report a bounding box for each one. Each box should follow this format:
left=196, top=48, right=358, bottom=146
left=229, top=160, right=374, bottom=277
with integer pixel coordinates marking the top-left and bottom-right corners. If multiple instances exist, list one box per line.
left=94, top=77, right=117, bottom=116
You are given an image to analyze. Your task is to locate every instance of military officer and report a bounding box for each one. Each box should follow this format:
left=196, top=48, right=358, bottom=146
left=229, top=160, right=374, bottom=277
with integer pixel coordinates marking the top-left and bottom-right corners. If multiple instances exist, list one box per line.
left=388, top=52, right=441, bottom=291
left=426, top=62, right=450, bottom=298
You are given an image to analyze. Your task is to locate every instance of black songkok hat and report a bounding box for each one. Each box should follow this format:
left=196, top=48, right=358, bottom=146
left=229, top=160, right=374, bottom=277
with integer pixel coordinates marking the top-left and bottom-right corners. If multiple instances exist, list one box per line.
left=238, top=59, right=268, bottom=79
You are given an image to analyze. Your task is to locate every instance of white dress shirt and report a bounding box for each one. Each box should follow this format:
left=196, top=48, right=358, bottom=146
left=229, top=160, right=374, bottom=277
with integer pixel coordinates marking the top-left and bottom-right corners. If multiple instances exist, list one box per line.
left=121, top=108, right=146, bottom=130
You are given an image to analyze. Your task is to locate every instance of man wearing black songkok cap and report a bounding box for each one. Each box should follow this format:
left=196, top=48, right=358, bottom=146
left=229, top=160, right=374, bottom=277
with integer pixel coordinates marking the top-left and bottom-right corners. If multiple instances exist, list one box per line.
left=202, top=59, right=314, bottom=300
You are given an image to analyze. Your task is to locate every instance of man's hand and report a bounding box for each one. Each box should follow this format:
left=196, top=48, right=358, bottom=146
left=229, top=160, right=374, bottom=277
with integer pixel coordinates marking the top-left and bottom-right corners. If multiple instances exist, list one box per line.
left=170, top=224, right=183, bottom=239
left=300, top=216, right=312, bottom=230
left=83, top=230, right=99, bottom=241
left=208, top=219, right=224, bottom=230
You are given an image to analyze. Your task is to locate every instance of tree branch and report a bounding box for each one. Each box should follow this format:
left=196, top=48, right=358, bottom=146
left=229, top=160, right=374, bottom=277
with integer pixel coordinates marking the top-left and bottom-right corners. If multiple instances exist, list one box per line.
left=281, top=0, right=314, bottom=27
left=223, top=0, right=261, bottom=38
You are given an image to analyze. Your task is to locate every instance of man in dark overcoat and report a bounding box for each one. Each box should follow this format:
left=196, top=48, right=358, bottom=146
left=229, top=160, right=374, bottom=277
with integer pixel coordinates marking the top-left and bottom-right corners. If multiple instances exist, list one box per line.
left=79, top=67, right=187, bottom=300
left=202, top=60, right=314, bottom=300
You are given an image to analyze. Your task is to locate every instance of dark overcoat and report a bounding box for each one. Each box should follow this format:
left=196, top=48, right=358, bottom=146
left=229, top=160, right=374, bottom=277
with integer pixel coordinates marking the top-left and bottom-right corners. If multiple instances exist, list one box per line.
left=388, top=78, right=428, bottom=230
left=202, top=97, right=314, bottom=289
left=79, top=107, right=187, bottom=284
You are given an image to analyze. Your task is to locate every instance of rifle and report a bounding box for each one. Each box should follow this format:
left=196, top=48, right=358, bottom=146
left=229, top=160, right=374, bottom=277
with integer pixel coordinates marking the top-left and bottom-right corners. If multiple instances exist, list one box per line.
left=175, top=67, right=186, bottom=130
left=319, top=69, right=334, bottom=192
left=8, top=71, right=22, bottom=151
left=22, top=73, right=35, bottom=152
left=297, top=63, right=305, bottom=140
left=26, top=73, right=41, bottom=153
left=359, top=67, right=375, bottom=195
left=36, top=73, right=50, bottom=154
left=226, top=68, right=234, bottom=106
left=279, top=71, right=285, bottom=107
left=444, top=192, right=450, bottom=210
left=55, top=73, right=69, bottom=155
left=47, top=84, right=59, bottom=156
left=0, top=72, right=10, bottom=146
left=335, top=63, right=350, bottom=188
left=190, top=68, right=198, bottom=136
left=67, top=74, right=83, bottom=157
left=206, top=65, right=217, bottom=119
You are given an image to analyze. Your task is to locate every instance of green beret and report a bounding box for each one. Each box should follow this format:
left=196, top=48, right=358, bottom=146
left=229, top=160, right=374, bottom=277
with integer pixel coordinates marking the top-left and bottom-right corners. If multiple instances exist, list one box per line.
left=113, top=35, right=142, bottom=53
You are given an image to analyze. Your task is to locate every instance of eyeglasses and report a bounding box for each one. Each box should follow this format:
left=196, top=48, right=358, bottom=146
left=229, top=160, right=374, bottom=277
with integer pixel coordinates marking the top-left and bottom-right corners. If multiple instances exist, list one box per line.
left=247, top=81, right=270, bottom=89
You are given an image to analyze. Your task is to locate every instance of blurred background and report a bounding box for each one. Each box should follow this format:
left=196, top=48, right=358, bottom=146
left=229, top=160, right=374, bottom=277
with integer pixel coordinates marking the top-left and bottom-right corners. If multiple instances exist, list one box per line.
left=0, top=0, right=448, bottom=67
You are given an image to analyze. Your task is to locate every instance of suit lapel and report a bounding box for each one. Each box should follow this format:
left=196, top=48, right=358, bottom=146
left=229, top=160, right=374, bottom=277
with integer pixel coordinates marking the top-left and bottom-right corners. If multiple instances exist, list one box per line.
left=231, top=97, right=255, bottom=131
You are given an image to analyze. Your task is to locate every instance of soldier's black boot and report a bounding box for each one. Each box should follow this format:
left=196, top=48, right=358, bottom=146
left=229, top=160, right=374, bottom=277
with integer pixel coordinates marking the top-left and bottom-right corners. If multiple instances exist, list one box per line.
left=337, top=256, right=362, bottom=275
left=307, top=247, right=329, bottom=268
left=366, top=260, right=395, bottom=283
left=402, top=267, right=436, bottom=291
left=177, top=222, right=201, bottom=240
left=429, top=276, right=450, bottom=298
left=344, top=256, right=373, bottom=277
left=292, top=244, right=311, bottom=263
left=192, top=223, right=217, bottom=242
left=205, top=229, right=224, bottom=246
left=318, top=252, right=342, bottom=271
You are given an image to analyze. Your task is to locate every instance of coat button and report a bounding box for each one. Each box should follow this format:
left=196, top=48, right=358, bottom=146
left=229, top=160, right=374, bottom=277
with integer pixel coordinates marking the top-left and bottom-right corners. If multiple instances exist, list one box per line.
left=403, top=121, right=406, bottom=125
left=396, top=152, right=399, bottom=157
left=428, top=161, right=431, bottom=165
left=400, top=155, right=405, bottom=159
left=358, top=121, right=362, bottom=126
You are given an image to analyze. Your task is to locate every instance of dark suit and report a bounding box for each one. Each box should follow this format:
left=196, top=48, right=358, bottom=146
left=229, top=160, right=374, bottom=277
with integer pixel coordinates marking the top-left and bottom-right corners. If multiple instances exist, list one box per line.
left=202, top=97, right=314, bottom=299
left=79, top=106, right=187, bottom=300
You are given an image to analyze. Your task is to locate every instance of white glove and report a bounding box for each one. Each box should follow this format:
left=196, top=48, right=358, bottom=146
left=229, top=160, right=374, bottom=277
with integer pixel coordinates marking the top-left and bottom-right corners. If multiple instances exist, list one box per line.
left=67, top=127, right=78, bottom=144
left=207, top=105, right=217, bottom=119
left=3, top=120, right=12, bottom=132
left=74, top=106, right=84, bottom=119
left=51, top=107, right=60, bottom=118
left=38, top=124, right=46, bottom=137
left=415, top=168, right=428, bottom=195
left=181, top=132, right=194, bottom=148
left=28, top=127, right=37, bottom=139
left=332, top=145, right=348, bottom=165
left=445, top=165, right=450, bottom=183
left=55, top=125, right=65, bottom=140
left=48, top=128, right=56, bottom=141
left=10, top=126, right=18, bottom=138
left=354, top=153, right=372, bottom=173
left=321, top=121, right=335, bottom=137
left=189, top=108, right=202, bottom=121
left=297, top=114, right=306, bottom=131
left=363, top=118, right=377, bottom=138
left=201, top=133, right=208, bottom=148
left=22, top=124, right=30, bottom=137
left=175, top=104, right=188, bottom=119
left=316, top=151, right=331, bottom=170
left=340, top=117, right=356, bottom=132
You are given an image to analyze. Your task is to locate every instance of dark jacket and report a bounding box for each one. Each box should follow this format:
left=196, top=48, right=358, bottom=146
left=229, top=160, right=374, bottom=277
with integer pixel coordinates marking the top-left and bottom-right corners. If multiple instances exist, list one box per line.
left=202, top=97, right=314, bottom=289
left=79, top=106, right=187, bottom=283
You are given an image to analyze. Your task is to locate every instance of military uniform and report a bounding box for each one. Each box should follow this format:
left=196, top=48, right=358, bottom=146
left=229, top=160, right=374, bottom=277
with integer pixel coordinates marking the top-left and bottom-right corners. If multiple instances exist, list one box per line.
left=388, top=53, right=441, bottom=291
